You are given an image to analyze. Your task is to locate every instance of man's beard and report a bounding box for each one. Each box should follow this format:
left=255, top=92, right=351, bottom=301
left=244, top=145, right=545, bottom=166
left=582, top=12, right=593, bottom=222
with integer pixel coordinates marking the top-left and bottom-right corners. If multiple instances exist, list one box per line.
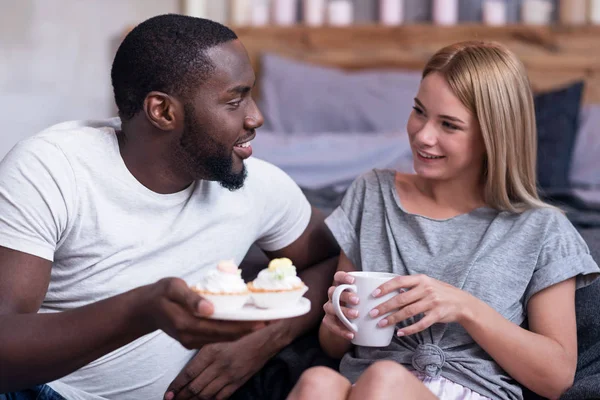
left=175, top=107, right=247, bottom=191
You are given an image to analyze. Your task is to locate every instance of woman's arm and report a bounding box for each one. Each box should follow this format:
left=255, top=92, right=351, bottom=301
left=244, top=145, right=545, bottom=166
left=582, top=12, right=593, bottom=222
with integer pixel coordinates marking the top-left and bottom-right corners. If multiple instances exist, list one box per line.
left=318, top=251, right=358, bottom=359
left=372, top=273, right=577, bottom=400
left=460, top=278, right=577, bottom=400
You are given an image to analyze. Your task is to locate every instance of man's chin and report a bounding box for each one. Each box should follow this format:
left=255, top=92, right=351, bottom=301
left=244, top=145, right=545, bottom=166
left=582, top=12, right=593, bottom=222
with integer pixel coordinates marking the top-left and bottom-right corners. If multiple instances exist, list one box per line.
left=217, top=166, right=247, bottom=191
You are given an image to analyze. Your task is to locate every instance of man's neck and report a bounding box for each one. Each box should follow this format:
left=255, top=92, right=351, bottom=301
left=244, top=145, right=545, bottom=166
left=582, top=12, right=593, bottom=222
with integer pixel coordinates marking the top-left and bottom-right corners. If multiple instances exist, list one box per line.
left=116, top=127, right=193, bottom=195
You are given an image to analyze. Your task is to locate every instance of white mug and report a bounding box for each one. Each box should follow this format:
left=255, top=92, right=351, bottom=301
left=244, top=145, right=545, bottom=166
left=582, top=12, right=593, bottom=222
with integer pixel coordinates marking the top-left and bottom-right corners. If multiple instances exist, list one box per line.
left=332, top=271, right=400, bottom=347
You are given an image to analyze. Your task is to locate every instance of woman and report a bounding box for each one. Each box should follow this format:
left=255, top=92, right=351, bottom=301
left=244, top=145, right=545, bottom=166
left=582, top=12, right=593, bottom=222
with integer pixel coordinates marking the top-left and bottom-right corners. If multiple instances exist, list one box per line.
left=287, top=41, right=599, bottom=400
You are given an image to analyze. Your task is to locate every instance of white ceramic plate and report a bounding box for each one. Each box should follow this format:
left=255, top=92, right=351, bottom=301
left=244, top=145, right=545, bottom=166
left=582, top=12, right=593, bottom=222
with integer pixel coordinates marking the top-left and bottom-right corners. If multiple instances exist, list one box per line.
left=209, top=297, right=311, bottom=321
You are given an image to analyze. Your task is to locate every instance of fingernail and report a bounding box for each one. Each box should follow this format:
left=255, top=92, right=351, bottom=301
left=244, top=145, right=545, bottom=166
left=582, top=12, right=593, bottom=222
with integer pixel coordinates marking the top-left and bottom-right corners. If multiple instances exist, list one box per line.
left=349, top=295, right=360, bottom=305
left=346, top=332, right=354, bottom=340
left=345, top=276, right=355, bottom=284
left=372, top=288, right=381, bottom=297
left=397, top=330, right=405, bottom=337
left=349, top=309, right=359, bottom=318
left=378, top=319, right=388, bottom=327
left=165, top=392, right=174, bottom=400
left=369, top=309, right=379, bottom=318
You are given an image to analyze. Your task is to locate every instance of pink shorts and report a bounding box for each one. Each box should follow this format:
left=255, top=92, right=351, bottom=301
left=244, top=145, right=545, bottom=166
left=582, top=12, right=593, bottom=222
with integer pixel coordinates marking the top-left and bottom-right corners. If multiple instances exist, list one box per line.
left=411, top=371, right=492, bottom=400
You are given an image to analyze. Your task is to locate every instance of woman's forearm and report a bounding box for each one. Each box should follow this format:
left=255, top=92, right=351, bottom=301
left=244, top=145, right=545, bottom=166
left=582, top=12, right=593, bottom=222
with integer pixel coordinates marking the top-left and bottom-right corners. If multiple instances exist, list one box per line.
left=460, top=297, right=575, bottom=399
left=318, top=322, right=353, bottom=359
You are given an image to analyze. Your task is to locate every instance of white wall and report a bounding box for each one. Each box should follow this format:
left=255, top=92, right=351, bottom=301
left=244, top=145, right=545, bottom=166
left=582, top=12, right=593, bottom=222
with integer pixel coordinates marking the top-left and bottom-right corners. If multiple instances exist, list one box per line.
left=0, top=0, right=185, bottom=159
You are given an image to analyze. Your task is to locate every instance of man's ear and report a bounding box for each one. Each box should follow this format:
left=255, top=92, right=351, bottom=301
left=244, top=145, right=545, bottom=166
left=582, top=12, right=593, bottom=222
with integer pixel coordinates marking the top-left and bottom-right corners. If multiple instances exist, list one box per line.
left=143, top=91, right=181, bottom=131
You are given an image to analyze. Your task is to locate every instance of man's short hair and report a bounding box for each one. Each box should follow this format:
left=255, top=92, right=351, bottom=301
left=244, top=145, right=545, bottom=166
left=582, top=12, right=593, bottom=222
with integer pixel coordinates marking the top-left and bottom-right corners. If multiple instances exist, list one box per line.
left=111, top=14, right=238, bottom=121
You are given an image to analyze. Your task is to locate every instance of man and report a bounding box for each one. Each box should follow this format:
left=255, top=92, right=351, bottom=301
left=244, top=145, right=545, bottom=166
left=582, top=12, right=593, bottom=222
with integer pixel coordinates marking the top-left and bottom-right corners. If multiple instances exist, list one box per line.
left=0, top=14, right=339, bottom=400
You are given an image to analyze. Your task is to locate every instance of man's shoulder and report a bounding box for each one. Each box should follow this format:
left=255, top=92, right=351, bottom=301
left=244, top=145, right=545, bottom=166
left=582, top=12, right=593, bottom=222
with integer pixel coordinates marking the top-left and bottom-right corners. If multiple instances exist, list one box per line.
left=4, top=118, right=121, bottom=172
left=244, top=157, right=294, bottom=185
left=31, top=118, right=121, bottom=150
left=240, top=157, right=305, bottom=202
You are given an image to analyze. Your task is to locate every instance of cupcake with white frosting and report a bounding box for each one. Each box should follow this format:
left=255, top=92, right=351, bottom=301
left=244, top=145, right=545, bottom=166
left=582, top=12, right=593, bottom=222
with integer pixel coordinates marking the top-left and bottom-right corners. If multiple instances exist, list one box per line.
left=248, top=257, right=308, bottom=309
left=192, top=260, right=249, bottom=311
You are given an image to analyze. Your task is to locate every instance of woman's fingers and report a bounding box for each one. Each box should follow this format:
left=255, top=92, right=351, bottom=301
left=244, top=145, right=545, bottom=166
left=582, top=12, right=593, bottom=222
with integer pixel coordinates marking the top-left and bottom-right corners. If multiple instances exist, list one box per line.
left=323, top=302, right=359, bottom=320
left=322, top=314, right=355, bottom=340
left=327, top=286, right=359, bottom=305
left=370, top=286, right=425, bottom=318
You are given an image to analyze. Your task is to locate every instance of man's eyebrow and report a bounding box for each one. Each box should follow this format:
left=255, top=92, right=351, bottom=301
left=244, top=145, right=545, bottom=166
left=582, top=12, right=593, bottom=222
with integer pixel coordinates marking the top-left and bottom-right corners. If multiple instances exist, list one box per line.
left=226, top=85, right=253, bottom=95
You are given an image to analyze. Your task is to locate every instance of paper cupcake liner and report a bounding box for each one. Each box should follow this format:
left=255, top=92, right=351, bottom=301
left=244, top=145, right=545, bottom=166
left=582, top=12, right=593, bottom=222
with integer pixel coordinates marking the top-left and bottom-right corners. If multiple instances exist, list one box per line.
left=195, top=291, right=250, bottom=312
left=248, top=285, right=309, bottom=309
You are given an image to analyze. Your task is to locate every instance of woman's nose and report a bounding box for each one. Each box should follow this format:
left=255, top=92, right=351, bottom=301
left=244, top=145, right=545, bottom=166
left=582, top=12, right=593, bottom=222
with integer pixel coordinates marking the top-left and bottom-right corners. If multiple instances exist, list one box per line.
left=414, top=123, right=437, bottom=146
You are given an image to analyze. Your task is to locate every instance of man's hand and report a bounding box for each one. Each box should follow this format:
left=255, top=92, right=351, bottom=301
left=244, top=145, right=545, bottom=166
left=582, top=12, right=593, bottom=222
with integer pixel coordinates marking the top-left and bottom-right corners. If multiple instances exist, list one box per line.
left=137, top=278, right=265, bottom=348
left=165, top=329, right=278, bottom=400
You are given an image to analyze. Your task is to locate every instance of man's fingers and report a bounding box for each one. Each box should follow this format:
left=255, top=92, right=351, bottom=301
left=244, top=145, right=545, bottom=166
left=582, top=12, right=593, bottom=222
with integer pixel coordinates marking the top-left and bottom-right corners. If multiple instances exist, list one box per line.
left=216, top=383, right=241, bottom=400
left=167, top=351, right=216, bottom=398
left=173, top=367, right=221, bottom=400
left=162, top=278, right=214, bottom=317
left=199, top=373, right=231, bottom=400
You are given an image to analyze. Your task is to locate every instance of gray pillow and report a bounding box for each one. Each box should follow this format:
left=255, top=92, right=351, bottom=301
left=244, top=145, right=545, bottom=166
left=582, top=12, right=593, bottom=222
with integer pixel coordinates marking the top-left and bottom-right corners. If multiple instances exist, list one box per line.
left=258, top=53, right=422, bottom=134
left=571, top=104, right=600, bottom=189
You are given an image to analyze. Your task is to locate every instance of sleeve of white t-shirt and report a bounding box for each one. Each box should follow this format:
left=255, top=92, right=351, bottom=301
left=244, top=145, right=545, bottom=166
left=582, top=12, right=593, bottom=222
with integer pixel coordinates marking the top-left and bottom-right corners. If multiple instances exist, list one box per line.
left=249, top=159, right=311, bottom=252
left=0, top=138, right=77, bottom=261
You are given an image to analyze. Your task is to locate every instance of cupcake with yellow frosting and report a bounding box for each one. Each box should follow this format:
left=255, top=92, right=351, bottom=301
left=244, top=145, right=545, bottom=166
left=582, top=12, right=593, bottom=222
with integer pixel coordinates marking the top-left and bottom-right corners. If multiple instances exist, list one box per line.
left=192, top=260, right=250, bottom=311
left=248, top=257, right=308, bottom=309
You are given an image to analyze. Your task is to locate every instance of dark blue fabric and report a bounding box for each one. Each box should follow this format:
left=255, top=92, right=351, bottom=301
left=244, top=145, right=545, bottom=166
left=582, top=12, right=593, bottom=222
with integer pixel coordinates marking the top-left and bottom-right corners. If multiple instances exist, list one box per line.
left=0, top=385, right=65, bottom=400
left=535, top=81, right=584, bottom=193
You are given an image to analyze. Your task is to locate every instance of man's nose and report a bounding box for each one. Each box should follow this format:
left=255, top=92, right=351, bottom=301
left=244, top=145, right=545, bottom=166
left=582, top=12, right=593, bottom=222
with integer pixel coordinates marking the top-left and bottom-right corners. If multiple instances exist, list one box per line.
left=245, top=101, right=264, bottom=130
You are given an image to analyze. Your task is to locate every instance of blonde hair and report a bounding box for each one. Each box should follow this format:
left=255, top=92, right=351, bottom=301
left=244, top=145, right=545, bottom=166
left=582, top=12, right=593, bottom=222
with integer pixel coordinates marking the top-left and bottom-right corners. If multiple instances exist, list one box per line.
left=422, top=41, right=553, bottom=213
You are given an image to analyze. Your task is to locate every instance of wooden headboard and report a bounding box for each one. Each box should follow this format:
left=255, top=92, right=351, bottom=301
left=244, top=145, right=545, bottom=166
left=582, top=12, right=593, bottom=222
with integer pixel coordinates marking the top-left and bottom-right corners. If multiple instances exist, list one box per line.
left=233, top=25, right=600, bottom=104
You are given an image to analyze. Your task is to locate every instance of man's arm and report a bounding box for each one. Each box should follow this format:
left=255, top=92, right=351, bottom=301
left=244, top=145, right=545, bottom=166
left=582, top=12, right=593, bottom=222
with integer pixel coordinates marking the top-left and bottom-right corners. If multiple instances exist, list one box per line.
left=165, top=207, right=340, bottom=400
left=0, top=246, right=263, bottom=392
left=262, top=206, right=340, bottom=347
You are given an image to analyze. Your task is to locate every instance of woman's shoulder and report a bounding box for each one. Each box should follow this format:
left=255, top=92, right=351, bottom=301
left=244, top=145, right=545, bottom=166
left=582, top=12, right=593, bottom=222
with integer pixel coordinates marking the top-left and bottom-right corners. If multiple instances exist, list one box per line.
left=349, top=168, right=399, bottom=191
left=517, top=206, right=573, bottom=230
left=508, top=206, right=586, bottom=250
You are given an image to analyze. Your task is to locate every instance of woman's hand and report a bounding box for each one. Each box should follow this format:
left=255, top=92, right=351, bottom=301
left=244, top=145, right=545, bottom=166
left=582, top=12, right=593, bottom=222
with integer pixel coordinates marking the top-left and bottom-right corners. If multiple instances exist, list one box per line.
left=369, top=274, right=475, bottom=337
left=321, top=271, right=360, bottom=340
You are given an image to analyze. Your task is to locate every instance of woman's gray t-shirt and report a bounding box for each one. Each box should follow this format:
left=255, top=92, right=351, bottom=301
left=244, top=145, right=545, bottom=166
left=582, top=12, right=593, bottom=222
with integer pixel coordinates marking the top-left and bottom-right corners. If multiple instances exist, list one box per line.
left=325, top=169, right=599, bottom=400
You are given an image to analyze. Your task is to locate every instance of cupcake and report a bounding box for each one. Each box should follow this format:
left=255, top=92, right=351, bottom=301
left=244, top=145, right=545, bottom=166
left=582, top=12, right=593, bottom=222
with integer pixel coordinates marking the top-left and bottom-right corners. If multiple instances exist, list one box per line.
left=248, top=257, right=308, bottom=309
left=192, top=260, right=250, bottom=312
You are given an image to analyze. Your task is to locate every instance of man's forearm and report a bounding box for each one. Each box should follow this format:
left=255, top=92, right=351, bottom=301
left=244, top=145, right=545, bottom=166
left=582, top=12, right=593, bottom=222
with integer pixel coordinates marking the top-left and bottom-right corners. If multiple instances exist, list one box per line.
left=258, top=256, right=338, bottom=351
left=0, top=286, right=152, bottom=392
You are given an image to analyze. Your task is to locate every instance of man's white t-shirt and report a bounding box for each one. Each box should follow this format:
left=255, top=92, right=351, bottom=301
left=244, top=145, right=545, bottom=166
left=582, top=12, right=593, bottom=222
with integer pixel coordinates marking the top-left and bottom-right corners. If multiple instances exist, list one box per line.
left=0, top=118, right=312, bottom=399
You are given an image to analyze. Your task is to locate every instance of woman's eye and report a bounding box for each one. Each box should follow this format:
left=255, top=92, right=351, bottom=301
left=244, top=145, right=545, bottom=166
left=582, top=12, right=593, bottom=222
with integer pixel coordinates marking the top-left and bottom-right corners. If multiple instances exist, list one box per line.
left=412, top=106, right=424, bottom=115
left=442, top=121, right=459, bottom=130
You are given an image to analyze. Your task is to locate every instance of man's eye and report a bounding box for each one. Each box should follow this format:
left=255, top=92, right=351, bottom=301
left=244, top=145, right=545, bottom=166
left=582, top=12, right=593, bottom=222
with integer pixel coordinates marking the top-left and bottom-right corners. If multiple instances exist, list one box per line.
left=228, top=100, right=242, bottom=107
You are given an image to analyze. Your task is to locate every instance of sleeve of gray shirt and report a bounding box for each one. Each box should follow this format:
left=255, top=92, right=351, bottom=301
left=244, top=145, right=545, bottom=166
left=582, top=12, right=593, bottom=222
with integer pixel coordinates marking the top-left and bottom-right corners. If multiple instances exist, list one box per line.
left=325, top=171, right=374, bottom=271
left=524, top=209, right=599, bottom=306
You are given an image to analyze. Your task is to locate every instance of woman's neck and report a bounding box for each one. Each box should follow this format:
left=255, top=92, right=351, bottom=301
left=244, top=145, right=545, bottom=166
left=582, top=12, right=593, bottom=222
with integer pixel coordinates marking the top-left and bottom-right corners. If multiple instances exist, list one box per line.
left=414, top=174, right=486, bottom=213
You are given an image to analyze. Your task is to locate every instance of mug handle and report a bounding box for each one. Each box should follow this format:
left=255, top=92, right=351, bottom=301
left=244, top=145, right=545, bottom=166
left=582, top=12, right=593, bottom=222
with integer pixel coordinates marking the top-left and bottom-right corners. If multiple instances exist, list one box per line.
left=332, top=284, right=359, bottom=333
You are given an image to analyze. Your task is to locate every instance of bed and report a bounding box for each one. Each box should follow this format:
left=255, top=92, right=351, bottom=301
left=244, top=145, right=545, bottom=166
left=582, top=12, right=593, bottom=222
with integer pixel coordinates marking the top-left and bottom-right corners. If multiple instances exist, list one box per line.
left=234, top=25, right=600, bottom=400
